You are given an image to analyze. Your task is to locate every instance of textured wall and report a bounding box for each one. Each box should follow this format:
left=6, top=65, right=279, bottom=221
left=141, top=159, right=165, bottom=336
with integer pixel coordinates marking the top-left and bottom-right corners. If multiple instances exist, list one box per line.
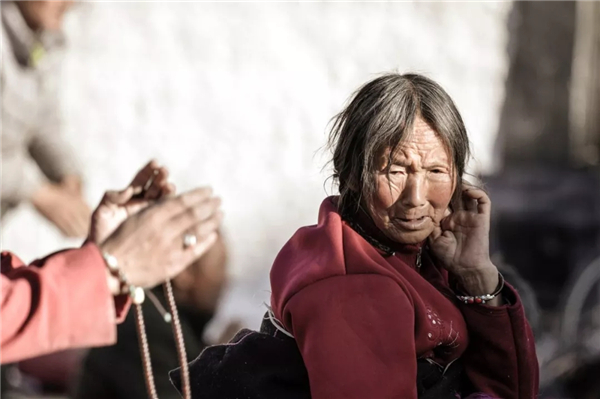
left=1, top=1, right=512, bottom=333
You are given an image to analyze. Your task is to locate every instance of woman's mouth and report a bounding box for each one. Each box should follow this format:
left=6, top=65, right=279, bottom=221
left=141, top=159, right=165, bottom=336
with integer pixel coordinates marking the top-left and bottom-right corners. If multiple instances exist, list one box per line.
left=394, top=216, right=429, bottom=231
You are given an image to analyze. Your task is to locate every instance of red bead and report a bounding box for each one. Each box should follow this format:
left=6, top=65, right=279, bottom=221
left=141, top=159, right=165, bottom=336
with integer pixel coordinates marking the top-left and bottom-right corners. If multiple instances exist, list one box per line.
left=474, top=297, right=483, bottom=304
left=467, top=298, right=474, bottom=304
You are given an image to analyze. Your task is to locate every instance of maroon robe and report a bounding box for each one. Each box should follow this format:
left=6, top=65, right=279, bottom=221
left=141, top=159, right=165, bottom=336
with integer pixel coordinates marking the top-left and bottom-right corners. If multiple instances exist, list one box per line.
left=270, top=197, right=538, bottom=399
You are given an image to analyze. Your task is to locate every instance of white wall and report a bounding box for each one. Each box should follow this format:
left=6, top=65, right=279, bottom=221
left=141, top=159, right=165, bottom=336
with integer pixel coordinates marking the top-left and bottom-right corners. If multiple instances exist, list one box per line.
left=1, top=1, right=512, bottom=335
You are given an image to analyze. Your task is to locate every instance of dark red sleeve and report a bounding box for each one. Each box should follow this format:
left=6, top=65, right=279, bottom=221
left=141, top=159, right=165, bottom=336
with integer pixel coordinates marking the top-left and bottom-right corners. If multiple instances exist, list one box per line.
left=281, top=274, right=418, bottom=399
left=459, top=283, right=539, bottom=399
left=1, top=243, right=131, bottom=364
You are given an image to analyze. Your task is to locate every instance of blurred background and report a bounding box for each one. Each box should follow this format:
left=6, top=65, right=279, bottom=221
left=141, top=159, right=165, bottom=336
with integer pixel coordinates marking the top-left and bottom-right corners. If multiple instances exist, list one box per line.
left=1, top=1, right=599, bottom=398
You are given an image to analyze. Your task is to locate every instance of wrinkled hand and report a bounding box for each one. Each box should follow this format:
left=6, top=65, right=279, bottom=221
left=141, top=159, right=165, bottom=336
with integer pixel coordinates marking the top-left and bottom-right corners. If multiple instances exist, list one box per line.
left=31, top=183, right=91, bottom=238
left=428, top=187, right=497, bottom=290
left=89, top=160, right=174, bottom=245
left=100, top=187, right=223, bottom=289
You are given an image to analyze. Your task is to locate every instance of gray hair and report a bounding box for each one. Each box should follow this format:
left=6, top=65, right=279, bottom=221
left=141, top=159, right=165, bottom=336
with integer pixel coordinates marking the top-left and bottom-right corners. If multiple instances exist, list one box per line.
left=328, top=73, right=470, bottom=217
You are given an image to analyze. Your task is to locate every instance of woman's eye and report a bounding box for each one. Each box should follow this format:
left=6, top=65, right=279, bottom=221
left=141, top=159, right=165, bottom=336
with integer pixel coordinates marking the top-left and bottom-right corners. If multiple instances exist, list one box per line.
left=431, top=169, right=444, bottom=174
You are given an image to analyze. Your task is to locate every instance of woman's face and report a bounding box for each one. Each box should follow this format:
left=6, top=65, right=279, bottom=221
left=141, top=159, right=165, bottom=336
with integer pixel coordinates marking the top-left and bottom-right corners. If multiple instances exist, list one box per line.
left=368, top=116, right=455, bottom=244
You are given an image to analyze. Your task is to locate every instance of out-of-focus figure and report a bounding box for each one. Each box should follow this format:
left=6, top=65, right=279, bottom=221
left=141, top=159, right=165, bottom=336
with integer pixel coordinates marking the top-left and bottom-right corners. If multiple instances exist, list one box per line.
left=1, top=0, right=90, bottom=237
left=74, top=233, right=240, bottom=399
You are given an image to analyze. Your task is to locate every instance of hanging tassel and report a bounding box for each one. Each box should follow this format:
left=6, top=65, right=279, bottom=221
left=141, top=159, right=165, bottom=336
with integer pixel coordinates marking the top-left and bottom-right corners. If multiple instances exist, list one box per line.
left=135, top=280, right=191, bottom=399
left=134, top=303, right=159, bottom=399
left=164, top=280, right=191, bottom=399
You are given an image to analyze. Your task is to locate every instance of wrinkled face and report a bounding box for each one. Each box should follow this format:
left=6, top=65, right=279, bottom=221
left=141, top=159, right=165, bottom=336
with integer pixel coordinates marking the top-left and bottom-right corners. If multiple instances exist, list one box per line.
left=18, top=1, right=73, bottom=32
left=367, top=116, right=455, bottom=244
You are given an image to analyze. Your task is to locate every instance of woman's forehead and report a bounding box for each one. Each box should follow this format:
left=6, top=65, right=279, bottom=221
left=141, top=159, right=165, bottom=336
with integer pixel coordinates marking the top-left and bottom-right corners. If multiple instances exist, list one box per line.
left=385, top=132, right=451, bottom=164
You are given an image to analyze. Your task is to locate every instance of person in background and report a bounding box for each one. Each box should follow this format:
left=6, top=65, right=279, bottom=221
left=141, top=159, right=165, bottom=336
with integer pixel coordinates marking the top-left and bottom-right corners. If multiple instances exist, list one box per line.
left=1, top=160, right=224, bottom=364
left=74, top=230, right=236, bottom=399
left=1, top=0, right=90, bottom=237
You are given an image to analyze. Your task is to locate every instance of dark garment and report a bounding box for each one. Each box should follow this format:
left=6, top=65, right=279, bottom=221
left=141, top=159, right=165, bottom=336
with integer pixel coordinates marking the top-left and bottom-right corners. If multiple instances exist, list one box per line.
left=75, top=287, right=213, bottom=399
left=170, top=313, right=463, bottom=399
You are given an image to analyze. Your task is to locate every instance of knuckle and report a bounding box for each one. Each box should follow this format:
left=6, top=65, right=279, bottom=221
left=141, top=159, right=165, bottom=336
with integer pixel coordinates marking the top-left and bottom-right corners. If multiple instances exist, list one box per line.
left=176, top=195, right=188, bottom=208
left=195, top=223, right=212, bottom=237
left=196, top=202, right=215, bottom=219
left=189, top=205, right=206, bottom=220
left=192, top=238, right=214, bottom=257
left=148, top=210, right=163, bottom=225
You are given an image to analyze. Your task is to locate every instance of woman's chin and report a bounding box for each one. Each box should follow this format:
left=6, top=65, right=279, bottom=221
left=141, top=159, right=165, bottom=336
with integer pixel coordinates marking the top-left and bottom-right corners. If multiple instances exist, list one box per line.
left=390, top=229, right=431, bottom=245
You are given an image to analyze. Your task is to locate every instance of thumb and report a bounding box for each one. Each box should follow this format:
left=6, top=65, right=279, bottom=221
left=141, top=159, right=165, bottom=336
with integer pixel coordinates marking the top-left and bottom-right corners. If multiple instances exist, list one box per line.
left=102, top=186, right=135, bottom=206
left=430, top=225, right=442, bottom=242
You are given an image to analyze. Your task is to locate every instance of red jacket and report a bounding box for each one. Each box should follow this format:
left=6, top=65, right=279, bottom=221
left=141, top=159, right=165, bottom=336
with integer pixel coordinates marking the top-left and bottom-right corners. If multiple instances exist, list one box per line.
left=1, top=242, right=130, bottom=364
left=270, top=197, right=539, bottom=399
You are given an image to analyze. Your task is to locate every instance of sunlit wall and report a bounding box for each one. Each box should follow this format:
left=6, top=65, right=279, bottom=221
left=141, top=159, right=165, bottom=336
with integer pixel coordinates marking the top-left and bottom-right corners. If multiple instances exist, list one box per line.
left=1, top=1, right=512, bottom=333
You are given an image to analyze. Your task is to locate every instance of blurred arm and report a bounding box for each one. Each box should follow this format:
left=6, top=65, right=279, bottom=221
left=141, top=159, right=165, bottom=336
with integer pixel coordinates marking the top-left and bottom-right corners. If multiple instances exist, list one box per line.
left=28, top=56, right=80, bottom=185
left=0, top=63, right=48, bottom=212
left=0, top=150, right=48, bottom=214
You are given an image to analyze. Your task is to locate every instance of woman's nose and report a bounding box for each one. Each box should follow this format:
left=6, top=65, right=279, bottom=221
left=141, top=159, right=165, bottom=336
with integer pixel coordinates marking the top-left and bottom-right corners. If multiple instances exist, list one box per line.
left=400, top=175, right=426, bottom=208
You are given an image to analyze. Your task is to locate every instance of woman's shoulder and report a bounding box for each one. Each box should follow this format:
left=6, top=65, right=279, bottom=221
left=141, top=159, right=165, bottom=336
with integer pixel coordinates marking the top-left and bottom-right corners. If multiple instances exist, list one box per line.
left=270, top=198, right=348, bottom=304
left=269, top=197, right=406, bottom=315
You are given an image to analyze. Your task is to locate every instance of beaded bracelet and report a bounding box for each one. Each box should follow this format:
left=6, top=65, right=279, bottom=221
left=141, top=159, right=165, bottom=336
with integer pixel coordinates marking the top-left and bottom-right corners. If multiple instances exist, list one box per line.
left=102, top=251, right=146, bottom=305
left=455, top=272, right=505, bottom=304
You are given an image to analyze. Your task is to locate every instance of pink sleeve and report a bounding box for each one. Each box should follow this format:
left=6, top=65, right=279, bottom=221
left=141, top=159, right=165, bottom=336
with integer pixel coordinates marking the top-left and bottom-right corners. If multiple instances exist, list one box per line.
left=1, top=243, right=131, bottom=364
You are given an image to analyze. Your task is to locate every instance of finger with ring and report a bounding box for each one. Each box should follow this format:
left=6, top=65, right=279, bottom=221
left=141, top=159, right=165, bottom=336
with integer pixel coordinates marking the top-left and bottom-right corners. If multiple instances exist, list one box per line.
left=183, top=233, right=198, bottom=248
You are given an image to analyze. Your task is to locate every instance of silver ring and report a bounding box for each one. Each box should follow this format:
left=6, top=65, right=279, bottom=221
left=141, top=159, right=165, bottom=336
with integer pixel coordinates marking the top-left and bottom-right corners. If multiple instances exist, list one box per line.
left=183, top=233, right=197, bottom=248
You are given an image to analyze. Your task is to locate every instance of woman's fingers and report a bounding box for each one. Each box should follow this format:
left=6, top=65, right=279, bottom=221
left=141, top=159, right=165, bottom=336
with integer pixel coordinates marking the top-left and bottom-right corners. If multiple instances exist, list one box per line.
left=462, top=189, right=478, bottom=212
left=167, top=197, right=222, bottom=240
left=144, top=167, right=169, bottom=200
left=429, top=225, right=442, bottom=241
left=99, top=184, right=222, bottom=288
left=124, top=198, right=151, bottom=215
left=161, top=182, right=176, bottom=197
left=463, top=188, right=491, bottom=215
left=129, top=160, right=159, bottom=196
left=440, top=215, right=455, bottom=231
left=102, top=186, right=135, bottom=206
left=171, top=232, right=219, bottom=278
left=185, top=211, right=223, bottom=243
left=163, top=203, right=223, bottom=278
left=155, top=187, right=214, bottom=222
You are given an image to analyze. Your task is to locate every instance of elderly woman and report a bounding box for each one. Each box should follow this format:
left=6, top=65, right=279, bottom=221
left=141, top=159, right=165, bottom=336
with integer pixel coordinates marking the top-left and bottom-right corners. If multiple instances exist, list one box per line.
left=174, top=73, right=538, bottom=399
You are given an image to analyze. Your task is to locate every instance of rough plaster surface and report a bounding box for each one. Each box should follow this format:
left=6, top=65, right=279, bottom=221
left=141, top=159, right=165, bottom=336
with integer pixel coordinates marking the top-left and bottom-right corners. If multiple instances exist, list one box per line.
left=1, top=1, right=512, bottom=334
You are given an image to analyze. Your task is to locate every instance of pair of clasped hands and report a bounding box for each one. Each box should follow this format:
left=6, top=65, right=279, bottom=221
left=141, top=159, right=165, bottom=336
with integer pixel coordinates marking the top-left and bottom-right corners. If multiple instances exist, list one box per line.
left=88, top=161, right=223, bottom=295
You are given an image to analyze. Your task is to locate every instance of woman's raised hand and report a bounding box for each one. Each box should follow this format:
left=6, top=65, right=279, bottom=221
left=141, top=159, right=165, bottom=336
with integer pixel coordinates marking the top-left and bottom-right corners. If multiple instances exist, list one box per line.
left=428, top=187, right=499, bottom=297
